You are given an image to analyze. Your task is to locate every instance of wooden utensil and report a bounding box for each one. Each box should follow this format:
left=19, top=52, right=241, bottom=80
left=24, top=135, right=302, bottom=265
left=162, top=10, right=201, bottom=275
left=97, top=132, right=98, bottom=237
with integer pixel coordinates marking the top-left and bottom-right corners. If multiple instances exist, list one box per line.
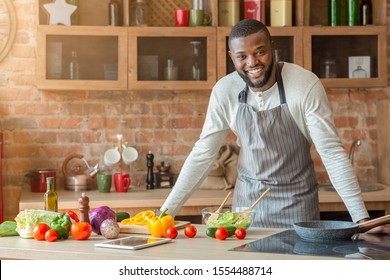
left=208, top=191, right=232, bottom=222
left=240, top=188, right=271, bottom=219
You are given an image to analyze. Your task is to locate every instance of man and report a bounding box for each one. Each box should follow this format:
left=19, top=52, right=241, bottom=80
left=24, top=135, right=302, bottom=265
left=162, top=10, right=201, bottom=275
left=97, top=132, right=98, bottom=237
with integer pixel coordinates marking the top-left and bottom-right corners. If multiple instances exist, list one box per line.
left=160, top=19, right=387, bottom=233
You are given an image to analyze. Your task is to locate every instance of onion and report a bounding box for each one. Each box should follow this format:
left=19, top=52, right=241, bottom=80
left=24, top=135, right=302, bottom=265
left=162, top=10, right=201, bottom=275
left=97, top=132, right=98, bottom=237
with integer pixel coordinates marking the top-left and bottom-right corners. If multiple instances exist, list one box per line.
left=89, top=206, right=116, bottom=234
left=100, top=218, right=120, bottom=239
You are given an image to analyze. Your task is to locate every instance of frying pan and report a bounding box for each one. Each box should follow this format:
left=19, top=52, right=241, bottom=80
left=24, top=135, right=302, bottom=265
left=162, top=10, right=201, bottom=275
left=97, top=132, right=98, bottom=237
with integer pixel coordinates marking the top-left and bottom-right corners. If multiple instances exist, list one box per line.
left=293, top=214, right=390, bottom=242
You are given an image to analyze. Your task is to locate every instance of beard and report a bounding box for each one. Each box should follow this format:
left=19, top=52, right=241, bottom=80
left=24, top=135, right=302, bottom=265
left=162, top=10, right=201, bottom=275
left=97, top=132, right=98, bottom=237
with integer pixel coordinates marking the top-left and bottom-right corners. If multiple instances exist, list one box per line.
left=237, top=59, right=274, bottom=89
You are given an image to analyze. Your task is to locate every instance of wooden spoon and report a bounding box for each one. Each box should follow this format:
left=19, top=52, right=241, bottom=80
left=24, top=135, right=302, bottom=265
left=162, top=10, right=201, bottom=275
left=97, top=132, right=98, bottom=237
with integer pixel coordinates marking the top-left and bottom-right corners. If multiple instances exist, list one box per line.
left=240, top=188, right=271, bottom=219
left=208, top=191, right=232, bottom=222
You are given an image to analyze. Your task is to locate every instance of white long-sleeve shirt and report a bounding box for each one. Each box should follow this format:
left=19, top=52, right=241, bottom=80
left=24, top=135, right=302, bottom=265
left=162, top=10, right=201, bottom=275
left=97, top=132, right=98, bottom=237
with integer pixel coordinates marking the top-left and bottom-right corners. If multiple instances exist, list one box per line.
left=161, top=62, right=369, bottom=223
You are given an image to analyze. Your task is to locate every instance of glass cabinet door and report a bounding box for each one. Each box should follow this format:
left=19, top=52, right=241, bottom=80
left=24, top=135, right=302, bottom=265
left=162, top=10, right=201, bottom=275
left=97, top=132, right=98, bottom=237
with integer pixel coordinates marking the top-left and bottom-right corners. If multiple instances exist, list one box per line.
left=303, top=26, right=387, bottom=88
left=128, top=27, right=217, bottom=90
left=217, top=27, right=303, bottom=80
left=36, top=25, right=128, bottom=90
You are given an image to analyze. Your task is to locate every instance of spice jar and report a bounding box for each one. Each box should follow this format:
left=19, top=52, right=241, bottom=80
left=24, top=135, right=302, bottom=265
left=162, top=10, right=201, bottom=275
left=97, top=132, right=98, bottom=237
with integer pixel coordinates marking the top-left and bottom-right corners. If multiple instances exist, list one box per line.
left=131, top=0, right=148, bottom=26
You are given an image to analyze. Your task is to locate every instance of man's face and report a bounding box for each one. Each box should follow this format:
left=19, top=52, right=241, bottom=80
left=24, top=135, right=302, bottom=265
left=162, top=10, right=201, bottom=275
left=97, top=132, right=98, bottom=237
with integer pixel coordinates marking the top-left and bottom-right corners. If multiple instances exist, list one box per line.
left=229, top=31, right=275, bottom=91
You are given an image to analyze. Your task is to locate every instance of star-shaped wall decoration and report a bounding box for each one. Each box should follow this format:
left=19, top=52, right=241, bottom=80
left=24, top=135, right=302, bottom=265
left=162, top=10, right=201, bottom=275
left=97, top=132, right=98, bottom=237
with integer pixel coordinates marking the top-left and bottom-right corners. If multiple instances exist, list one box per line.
left=43, top=0, right=77, bottom=26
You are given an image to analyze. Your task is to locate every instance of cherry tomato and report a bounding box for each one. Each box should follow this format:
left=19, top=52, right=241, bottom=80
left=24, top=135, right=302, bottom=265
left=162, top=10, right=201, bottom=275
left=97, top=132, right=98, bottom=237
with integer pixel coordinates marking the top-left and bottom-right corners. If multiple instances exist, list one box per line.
left=215, top=227, right=228, bottom=240
left=33, top=223, right=50, bottom=241
left=166, top=227, right=178, bottom=239
left=45, top=229, right=58, bottom=242
left=65, top=210, right=79, bottom=222
left=184, top=224, right=197, bottom=238
left=70, top=222, right=93, bottom=240
left=234, top=227, right=247, bottom=239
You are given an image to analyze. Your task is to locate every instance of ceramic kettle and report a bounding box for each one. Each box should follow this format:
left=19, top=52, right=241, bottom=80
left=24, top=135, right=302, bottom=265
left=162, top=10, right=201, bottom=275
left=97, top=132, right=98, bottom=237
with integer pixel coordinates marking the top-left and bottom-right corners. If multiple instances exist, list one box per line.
left=62, top=153, right=99, bottom=191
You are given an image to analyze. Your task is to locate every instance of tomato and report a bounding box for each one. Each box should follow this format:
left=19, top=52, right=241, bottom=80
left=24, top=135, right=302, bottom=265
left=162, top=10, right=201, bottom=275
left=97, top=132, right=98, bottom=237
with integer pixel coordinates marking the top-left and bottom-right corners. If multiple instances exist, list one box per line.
left=65, top=210, right=79, bottom=222
left=215, top=227, right=228, bottom=240
left=33, top=223, right=50, bottom=241
left=184, top=224, right=197, bottom=238
left=70, top=222, right=93, bottom=240
left=45, top=229, right=58, bottom=242
left=234, top=227, right=247, bottom=239
left=166, top=227, right=178, bottom=239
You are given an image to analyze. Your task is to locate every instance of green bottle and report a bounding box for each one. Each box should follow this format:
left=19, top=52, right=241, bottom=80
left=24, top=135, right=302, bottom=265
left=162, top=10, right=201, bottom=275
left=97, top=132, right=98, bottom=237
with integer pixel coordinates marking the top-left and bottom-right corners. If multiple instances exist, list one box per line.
left=44, top=177, right=58, bottom=212
left=328, top=0, right=340, bottom=26
left=347, top=0, right=358, bottom=26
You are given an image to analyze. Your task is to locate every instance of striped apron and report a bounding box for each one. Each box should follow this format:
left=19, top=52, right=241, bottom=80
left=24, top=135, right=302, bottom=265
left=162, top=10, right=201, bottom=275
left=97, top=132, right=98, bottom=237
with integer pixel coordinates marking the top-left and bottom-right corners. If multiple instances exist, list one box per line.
left=232, top=63, right=319, bottom=228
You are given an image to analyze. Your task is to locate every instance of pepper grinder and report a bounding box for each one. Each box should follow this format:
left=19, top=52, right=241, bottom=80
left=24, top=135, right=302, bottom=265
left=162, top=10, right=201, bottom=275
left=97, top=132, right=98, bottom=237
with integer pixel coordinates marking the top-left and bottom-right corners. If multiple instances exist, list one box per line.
left=146, top=151, right=155, bottom=189
left=78, top=192, right=90, bottom=223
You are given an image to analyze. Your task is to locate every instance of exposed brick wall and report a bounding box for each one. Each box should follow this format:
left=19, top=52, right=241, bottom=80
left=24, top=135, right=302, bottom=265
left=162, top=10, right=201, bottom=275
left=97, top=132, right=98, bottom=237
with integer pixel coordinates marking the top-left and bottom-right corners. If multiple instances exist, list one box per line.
left=1, top=0, right=390, bottom=220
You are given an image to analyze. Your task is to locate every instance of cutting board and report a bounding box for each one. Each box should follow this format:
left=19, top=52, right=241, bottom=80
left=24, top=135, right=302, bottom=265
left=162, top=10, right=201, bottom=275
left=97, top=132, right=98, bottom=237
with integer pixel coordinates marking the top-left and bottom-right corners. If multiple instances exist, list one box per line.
left=118, top=221, right=191, bottom=234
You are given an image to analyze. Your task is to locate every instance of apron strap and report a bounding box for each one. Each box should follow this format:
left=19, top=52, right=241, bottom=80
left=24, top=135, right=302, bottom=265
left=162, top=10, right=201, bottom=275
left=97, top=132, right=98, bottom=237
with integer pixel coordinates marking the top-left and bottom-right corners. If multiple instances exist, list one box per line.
left=275, top=62, right=286, bottom=104
left=238, top=85, right=248, bottom=103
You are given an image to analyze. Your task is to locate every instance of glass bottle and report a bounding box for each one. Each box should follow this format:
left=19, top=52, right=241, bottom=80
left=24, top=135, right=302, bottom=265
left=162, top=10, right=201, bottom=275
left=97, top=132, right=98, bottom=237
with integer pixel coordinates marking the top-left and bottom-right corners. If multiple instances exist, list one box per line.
left=328, top=0, right=340, bottom=26
left=131, top=0, right=148, bottom=26
left=44, top=177, right=58, bottom=212
left=69, top=50, right=80, bottom=80
left=346, top=0, right=358, bottom=26
left=190, top=41, right=202, bottom=80
left=109, top=0, right=121, bottom=26
left=360, top=0, right=372, bottom=26
left=67, top=0, right=79, bottom=25
left=320, top=52, right=336, bottom=78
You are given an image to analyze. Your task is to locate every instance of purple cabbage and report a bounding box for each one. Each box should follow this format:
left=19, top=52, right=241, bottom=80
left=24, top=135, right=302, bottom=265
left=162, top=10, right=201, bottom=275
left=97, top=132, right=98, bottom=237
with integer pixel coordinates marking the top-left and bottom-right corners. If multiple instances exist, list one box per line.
left=89, top=206, right=116, bottom=234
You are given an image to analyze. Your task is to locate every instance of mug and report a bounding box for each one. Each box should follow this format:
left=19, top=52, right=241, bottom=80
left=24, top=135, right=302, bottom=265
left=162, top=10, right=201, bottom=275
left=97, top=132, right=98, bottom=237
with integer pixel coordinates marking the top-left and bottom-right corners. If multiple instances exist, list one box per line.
left=122, top=146, right=139, bottom=165
left=104, top=148, right=121, bottom=167
left=175, top=9, right=189, bottom=26
left=114, top=173, right=131, bottom=192
left=189, top=9, right=204, bottom=26
left=97, top=172, right=112, bottom=193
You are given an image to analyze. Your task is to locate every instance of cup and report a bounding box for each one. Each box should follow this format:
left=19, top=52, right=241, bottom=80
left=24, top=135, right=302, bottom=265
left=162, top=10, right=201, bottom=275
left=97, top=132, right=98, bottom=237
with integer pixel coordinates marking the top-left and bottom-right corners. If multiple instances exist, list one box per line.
left=104, top=148, right=121, bottom=167
left=97, top=172, right=112, bottom=193
left=114, top=173, right=131, bottom=192
left=175, top=9, right=189, bottom=26
left=189, top=9, right=204, bottom=26
left=122, top=146, right=139, bottom=165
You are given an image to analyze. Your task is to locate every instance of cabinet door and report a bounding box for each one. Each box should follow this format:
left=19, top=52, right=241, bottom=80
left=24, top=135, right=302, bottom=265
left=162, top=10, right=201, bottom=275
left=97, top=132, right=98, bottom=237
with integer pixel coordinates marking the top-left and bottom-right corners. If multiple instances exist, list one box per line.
left=303, top=26, right=387, bottom=88
left=216, top=26, right=303, bottom=80
left=36, top=25, right=128, bottom=90
left=128, top=27, right=217, bottom=90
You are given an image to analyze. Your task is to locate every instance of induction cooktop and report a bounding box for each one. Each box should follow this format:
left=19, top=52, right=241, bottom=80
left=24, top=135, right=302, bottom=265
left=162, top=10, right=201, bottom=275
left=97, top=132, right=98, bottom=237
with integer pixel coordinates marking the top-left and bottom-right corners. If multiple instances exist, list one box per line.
left=230, top=230, right=390, bottom=259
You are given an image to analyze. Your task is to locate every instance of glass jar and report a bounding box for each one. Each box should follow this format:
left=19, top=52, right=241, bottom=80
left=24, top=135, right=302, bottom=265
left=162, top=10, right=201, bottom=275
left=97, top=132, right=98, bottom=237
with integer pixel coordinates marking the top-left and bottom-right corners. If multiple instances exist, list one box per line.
left=320, top=53, right=336, bottom=79
left=131, top=0, right=148, bottom=26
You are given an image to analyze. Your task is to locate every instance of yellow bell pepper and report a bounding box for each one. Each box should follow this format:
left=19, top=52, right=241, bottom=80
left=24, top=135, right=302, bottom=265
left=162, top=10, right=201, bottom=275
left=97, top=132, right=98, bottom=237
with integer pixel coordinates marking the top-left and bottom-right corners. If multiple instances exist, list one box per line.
left=147, top=208, right=175, bottom=237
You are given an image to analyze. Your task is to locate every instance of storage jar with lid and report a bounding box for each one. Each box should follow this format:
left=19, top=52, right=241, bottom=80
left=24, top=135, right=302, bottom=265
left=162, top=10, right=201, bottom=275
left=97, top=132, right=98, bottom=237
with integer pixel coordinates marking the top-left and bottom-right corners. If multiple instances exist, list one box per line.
left=131, top=0, right=148, bottom=26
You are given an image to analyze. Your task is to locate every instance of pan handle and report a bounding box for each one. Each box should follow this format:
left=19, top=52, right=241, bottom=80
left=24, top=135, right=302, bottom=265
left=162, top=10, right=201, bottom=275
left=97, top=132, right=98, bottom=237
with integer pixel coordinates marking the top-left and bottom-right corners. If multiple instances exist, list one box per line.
left=358, top=214, right=390, bottom=233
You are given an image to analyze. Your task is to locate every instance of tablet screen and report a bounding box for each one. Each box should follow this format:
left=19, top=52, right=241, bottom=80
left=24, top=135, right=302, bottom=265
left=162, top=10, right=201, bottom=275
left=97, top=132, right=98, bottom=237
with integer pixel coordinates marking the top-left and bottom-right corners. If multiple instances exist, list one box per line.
left=95, top=236, right=172, bottom=250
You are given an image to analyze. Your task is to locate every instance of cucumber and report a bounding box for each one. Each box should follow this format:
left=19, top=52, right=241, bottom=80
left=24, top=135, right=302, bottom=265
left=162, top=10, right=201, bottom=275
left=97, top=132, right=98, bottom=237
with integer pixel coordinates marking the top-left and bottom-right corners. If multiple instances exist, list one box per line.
left=116, top=212, right=130, bottom=222
left=206, top=226, right=236, bottom=238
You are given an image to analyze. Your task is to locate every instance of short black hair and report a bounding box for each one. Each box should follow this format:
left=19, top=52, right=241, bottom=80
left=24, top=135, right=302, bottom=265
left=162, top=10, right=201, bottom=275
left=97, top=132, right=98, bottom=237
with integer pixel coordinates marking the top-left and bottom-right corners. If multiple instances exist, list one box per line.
left=228, top=19, right=272, bottom=46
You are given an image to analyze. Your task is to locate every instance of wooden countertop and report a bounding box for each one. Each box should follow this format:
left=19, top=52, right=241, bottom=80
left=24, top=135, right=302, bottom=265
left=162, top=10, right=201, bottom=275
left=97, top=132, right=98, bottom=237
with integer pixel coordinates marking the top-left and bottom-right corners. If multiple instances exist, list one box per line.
left=19, top=184, right=390, bottom=216
left=0, top=225, right=340, bottom=260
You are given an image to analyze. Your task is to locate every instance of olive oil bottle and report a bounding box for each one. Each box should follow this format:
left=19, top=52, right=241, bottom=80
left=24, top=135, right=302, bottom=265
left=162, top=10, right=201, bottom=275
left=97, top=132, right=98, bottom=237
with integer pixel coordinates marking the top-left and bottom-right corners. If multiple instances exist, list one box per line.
left=44, top=177, right=58, bottom=212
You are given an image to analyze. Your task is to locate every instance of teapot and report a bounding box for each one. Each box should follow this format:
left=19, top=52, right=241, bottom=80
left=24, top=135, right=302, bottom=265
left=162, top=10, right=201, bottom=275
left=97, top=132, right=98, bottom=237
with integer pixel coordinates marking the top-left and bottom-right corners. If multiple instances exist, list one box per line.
left=62, top=153, right=99, bottom=191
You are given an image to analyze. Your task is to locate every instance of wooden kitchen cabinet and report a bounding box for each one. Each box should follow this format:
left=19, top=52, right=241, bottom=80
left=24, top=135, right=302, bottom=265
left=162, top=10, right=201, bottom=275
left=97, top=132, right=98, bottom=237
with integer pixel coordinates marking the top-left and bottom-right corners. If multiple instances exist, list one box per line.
left=36, top=25, right=128, bottom=90
left=303, top=25, right=387, bottom=88
left=128, top=27, right=217, bottom=90
left=36, top=0, right=387, bottom=91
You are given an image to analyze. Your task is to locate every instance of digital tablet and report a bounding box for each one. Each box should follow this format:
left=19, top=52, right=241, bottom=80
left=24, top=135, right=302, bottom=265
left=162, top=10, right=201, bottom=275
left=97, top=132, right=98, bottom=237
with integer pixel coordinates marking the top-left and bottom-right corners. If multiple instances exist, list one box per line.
left=94, top=236, right=172, bottom=250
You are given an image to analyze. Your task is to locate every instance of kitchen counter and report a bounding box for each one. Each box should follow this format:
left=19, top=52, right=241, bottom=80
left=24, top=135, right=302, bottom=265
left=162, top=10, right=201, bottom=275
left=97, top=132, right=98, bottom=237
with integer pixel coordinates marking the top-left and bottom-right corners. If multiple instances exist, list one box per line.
left=0, top=224, right=340, bottom=260
left=19, top=184, right=390, bottom=217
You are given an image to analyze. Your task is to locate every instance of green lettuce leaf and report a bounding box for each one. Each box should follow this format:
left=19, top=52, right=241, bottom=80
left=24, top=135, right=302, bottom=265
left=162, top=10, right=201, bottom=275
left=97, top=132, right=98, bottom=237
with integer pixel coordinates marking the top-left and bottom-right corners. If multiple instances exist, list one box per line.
left=15, top=209, right=59, bottom=238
